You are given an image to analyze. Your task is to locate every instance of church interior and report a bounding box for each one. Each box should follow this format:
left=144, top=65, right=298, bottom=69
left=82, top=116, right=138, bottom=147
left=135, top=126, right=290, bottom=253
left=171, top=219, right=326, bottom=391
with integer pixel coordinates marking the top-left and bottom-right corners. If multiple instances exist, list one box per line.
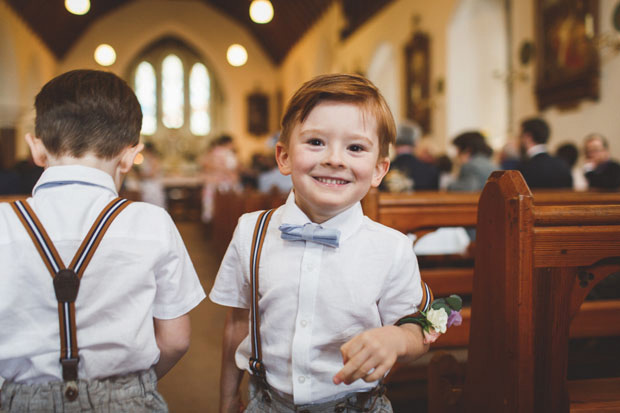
left=1, top=0, right=620, bottom=411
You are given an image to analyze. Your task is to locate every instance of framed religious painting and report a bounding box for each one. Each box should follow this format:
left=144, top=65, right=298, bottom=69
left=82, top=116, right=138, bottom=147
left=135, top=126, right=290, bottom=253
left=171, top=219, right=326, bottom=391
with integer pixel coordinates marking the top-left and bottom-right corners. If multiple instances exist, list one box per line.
left=535, top=0, right=600, bottom=109
left=247, top=92, right=269, bottom=136
left=405, top=31, right=432, bottom=134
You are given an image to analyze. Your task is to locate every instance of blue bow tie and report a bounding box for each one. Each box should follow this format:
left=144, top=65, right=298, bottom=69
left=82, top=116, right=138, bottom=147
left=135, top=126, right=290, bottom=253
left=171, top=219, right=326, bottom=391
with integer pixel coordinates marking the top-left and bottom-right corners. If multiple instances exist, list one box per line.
left=279, top=223, right=341, bottom=248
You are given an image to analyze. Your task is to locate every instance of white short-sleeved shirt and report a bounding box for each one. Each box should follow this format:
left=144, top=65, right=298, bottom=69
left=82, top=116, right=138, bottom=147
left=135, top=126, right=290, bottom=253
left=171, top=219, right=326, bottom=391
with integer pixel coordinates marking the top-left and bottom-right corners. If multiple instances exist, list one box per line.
left=209, top=192, right=422, bottom=405
left=0, top=165, right=205, bottom=385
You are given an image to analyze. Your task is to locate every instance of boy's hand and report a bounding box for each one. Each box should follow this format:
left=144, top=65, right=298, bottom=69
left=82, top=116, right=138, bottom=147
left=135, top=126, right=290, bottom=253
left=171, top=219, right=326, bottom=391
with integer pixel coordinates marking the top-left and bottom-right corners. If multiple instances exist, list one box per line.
left=333, top=324, right=427, bottom=385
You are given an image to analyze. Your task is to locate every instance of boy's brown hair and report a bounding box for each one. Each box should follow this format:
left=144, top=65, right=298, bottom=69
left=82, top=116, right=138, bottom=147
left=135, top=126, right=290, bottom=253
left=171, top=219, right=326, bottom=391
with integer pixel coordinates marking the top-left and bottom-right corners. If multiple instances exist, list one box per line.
left=280, top=74, right=396, bottom=158
left=35, top=69, right=142, bottom=159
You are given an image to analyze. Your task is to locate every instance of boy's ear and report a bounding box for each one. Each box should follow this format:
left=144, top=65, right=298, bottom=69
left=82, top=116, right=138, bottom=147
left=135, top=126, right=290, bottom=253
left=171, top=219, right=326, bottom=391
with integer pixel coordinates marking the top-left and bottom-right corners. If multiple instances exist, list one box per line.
left=275, top=142, right=292, bottom=176
left=25, top=133, right=48, bottom=167
left=371, top=156, right=390, bottom=188
left=119, top=142, right=144, bottom=174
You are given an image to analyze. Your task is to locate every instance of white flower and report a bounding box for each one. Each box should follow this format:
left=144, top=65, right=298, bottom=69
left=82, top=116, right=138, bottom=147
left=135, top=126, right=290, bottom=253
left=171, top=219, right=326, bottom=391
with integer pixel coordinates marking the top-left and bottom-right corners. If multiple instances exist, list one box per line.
left=426, top=308, right=448, bottom=334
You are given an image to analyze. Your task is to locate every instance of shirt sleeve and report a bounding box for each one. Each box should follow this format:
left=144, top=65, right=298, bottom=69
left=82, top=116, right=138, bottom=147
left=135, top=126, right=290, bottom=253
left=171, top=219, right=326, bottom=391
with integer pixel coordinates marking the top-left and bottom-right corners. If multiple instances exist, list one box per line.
left=152, top=211, right=206, bottom=319
left=209, top=214, right=252, bottom=309
left=377, top=235, right=423, bottom=326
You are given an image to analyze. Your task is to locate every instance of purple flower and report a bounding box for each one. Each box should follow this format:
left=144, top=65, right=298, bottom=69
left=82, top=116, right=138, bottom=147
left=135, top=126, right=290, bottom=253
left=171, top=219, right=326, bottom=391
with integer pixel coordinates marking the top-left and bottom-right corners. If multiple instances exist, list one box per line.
left=447, top=310, right=462, bottom=328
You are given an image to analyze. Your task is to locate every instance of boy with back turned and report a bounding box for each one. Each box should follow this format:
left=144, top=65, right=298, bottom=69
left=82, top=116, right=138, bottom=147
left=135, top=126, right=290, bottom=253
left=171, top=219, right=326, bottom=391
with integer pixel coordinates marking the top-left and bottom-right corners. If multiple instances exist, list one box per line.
left=0, top=69, right=205, bottom=412
left=210, top=74, right=430, bottom=412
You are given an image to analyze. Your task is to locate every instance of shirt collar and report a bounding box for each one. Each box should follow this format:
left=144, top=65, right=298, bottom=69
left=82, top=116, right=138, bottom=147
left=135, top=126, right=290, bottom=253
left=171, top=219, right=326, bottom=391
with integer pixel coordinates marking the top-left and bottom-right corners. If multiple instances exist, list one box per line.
left=527, top=144, right=547, bottom=159
left=280, top=191, right=364, bottom=245
left=33, top=165, right=118, bottom=196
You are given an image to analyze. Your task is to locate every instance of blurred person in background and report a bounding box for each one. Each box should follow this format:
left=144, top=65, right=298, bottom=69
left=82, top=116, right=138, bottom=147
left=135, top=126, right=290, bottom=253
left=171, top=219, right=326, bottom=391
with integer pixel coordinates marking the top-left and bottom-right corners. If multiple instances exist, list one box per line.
left=200, top=134, right=241, bottom=222
left=555, top=142, right=587, bottom=191
left=516, top=117, right=572, bottom=189
left=448, top=131, right=496, bottom=192
left=583, top=133, right=620, bottom=190
left=382, top=121, right=439, bottom=192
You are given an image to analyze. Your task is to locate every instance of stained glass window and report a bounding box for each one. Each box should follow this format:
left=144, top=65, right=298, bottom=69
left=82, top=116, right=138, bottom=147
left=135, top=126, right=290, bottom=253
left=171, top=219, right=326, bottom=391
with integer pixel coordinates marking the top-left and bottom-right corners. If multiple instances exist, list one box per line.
left=189, top=63, right=211, bottom=136
left=162, top=54, right=184, bottom=129
left=135, top=61, right=157, bottom=135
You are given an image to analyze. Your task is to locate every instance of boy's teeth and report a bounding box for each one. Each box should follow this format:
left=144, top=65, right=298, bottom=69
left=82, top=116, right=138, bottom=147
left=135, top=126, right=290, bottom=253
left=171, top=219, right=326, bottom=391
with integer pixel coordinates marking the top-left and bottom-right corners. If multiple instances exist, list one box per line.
left=317, top=177, right=347, bottom=184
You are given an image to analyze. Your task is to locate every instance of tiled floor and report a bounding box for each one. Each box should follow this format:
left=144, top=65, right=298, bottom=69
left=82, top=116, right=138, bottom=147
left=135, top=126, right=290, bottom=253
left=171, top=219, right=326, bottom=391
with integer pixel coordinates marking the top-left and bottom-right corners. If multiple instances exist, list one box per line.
left=157, top=221, right=234, bottom=412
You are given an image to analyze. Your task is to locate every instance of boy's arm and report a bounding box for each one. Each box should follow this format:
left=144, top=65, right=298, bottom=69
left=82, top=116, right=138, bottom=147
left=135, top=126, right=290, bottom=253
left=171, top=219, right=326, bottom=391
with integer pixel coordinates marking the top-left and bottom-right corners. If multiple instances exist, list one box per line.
left=153, top=314, right=191, bottom=379
left=220, top=307, right=249, bottom=413
left=333, top=323, right=428, bottom=385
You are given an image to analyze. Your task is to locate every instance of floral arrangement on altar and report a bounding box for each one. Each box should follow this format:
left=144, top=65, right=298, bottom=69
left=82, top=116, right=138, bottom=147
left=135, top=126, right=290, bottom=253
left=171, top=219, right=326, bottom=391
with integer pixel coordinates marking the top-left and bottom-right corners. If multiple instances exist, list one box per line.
left=401, top=295, right=463, bottom=344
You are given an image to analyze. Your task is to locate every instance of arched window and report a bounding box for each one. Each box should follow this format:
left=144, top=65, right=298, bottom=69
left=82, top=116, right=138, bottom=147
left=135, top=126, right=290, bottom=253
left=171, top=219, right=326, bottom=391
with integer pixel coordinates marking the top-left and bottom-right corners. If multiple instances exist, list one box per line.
left=129, top=37, right=218, bottom=170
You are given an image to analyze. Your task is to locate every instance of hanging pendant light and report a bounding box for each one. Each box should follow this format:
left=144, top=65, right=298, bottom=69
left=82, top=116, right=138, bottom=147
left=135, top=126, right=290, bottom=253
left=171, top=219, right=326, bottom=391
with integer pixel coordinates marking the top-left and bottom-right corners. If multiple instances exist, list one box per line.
left=227, top=44, right=248, bottom=67
left=65, top=0, right=90, bottom=15
left=94, top=44, right=116, bottom=66
left=249, top=0, right=273, bottom=24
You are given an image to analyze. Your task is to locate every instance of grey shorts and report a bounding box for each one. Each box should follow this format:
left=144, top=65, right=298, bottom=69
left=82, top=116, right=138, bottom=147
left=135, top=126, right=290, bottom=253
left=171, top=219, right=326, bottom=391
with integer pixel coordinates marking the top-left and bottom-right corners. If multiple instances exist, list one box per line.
left=0, top=369, right=167, bottom=413
left=245, top=377, right=393, bottom=413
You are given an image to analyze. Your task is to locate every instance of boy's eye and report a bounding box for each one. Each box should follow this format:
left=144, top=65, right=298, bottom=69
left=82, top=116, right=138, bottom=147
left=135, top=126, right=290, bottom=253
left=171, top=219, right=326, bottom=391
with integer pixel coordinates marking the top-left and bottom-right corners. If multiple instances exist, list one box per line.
left=348, top=144, right=365, bottom=152
left=307, top=138, right=323, bottom=146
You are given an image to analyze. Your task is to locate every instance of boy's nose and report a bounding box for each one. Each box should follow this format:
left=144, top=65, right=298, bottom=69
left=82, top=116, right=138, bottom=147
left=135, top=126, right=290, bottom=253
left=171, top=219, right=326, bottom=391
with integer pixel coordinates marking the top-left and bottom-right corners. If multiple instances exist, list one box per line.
left=323, top=148, right=345, bottom=167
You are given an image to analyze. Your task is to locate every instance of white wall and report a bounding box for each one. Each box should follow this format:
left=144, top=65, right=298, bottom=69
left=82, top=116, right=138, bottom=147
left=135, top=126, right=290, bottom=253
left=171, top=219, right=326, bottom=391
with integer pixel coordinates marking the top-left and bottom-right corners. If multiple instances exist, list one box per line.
left=447, top=0, right=508, bottom=149
left=0, top=2, right=57, bottom=159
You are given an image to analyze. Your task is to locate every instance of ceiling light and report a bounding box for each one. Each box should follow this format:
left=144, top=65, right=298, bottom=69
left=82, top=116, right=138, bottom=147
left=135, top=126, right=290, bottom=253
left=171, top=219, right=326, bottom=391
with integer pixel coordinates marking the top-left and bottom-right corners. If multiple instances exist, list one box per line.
left=227, top=44, right=248, bottom=67
left=249, top=0, right=273, bottom=24
left=65, top=0, right=90, bottom=15
left=94, top=44, right=116, bottom=66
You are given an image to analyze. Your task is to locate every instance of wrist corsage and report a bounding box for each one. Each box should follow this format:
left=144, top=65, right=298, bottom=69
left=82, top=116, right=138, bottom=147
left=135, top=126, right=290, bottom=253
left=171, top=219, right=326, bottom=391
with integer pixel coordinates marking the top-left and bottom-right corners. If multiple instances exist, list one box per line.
left=398, top=295, right=463, bottom=344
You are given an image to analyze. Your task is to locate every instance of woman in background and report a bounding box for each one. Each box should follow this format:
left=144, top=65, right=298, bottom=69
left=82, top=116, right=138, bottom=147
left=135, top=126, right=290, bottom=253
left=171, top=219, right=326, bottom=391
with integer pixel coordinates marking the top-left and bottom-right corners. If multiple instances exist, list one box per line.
left=448, top=131, right=496, bottom=192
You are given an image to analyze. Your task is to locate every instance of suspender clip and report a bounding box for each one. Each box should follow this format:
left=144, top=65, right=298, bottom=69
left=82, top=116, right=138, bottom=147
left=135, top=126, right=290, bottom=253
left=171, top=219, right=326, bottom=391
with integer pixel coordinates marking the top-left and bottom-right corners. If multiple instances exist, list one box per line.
left=61, top=357, right=80, bottom=381
left=54, top=269, right=80, bottom=303
left=63, top=381, right=79, bottom=401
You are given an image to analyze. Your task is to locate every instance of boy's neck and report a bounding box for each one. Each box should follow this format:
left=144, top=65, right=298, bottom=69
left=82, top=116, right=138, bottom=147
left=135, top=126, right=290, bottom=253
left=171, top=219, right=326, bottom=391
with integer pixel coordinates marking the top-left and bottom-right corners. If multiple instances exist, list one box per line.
left=46, top=154, right=124, bottom=190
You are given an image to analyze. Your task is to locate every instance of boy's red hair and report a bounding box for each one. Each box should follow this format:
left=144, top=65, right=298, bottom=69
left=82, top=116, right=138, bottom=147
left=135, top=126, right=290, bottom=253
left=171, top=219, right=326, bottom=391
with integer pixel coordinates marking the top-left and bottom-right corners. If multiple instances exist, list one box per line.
left=280, top=74, right=396, bottom=158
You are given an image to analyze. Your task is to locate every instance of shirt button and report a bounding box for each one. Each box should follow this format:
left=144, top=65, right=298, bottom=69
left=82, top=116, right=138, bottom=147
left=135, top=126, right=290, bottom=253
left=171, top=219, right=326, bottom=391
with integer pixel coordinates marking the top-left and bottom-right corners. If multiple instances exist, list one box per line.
left=298, top=376, right=306, bottom=384
left=300, top=320, right=308, bottom=327
left=305, top=263, right=315, bottom=271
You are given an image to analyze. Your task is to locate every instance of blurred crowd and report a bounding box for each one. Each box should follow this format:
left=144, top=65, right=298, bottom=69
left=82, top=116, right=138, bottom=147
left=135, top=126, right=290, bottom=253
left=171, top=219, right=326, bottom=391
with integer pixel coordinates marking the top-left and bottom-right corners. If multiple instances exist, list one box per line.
left=382, top=117, right=620, bottom=194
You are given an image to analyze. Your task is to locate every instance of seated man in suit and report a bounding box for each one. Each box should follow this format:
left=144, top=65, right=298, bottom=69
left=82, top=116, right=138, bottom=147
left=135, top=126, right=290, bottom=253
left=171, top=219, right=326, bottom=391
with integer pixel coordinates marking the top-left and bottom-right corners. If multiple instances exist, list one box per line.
left=381, top=121, right=439, bottom=192
left=517, top=117, right=573, bottom=189
left=583, top=133, right=620, bottom=190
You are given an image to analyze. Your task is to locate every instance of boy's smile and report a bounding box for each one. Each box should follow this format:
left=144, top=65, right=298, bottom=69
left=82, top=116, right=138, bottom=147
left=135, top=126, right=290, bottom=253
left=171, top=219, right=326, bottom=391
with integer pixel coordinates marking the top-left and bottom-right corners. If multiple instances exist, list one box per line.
left=276, top=100, right=389, bottom=223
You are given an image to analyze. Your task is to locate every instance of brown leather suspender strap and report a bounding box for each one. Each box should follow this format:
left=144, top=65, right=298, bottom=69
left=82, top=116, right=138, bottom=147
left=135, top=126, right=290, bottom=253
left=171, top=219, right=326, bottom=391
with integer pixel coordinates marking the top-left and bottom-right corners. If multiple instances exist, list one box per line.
left=248, top=209, right=275, bottom=380
left=11, top=198, right=131, bottom=391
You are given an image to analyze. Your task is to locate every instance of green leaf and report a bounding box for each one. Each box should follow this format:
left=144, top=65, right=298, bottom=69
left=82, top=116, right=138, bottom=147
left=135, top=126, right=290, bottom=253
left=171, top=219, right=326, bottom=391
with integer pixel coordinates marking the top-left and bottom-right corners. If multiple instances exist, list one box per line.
left=446, top=295, right=463, bottom=311
left=432, top=303, right=451, bottom=316
left=398, top=317, right=430, bottom=330
left=431, top=298, right=446, bottom=310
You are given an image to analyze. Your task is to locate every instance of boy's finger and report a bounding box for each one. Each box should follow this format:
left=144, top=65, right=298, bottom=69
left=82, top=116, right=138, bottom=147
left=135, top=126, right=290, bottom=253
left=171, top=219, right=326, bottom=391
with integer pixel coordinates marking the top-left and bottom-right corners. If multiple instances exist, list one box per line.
left=364, top=363, right=389, bottom=383
left=334, top=351, right=374, bottom=385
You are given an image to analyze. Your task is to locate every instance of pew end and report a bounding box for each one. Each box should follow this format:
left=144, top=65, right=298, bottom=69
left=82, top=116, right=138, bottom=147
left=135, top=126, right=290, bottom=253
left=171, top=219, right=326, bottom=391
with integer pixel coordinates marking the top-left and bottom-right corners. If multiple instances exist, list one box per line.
left=426, top=170, right=620, bottom=412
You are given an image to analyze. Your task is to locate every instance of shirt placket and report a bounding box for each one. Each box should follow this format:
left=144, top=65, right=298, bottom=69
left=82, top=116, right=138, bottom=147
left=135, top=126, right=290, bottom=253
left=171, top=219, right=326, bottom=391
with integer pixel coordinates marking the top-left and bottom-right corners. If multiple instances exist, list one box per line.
left=290, top=241, right=322, bottom=404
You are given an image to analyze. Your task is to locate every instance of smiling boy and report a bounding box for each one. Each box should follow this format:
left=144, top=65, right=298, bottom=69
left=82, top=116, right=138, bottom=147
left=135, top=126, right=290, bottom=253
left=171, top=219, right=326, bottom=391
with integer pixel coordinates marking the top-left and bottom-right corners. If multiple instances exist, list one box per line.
left=210, top=74, right=429, bottom=412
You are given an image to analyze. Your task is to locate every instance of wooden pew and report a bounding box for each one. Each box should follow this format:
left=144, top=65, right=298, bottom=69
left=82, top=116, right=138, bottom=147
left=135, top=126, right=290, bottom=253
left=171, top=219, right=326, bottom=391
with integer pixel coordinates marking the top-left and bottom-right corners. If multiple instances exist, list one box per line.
left=362, top=187, right=620, bottom=347
left=428, top=170, right=620, bottom=413
left=212, top=189, right=288, bottom=257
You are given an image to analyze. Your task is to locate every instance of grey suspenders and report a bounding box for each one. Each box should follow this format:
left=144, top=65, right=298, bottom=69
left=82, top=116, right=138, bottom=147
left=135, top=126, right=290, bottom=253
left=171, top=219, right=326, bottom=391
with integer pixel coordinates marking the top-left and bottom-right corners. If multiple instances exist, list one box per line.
left=11, top=197, right=131, bottom=400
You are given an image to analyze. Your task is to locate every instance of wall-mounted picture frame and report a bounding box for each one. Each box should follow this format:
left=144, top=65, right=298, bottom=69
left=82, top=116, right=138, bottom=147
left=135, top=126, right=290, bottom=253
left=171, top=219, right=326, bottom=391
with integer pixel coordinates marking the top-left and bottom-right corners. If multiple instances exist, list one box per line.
left=535, top=0, right=600, bottom=110
left=405, top=31, right=432, bottom=134
left=247, top=92, right=269, bottom=136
